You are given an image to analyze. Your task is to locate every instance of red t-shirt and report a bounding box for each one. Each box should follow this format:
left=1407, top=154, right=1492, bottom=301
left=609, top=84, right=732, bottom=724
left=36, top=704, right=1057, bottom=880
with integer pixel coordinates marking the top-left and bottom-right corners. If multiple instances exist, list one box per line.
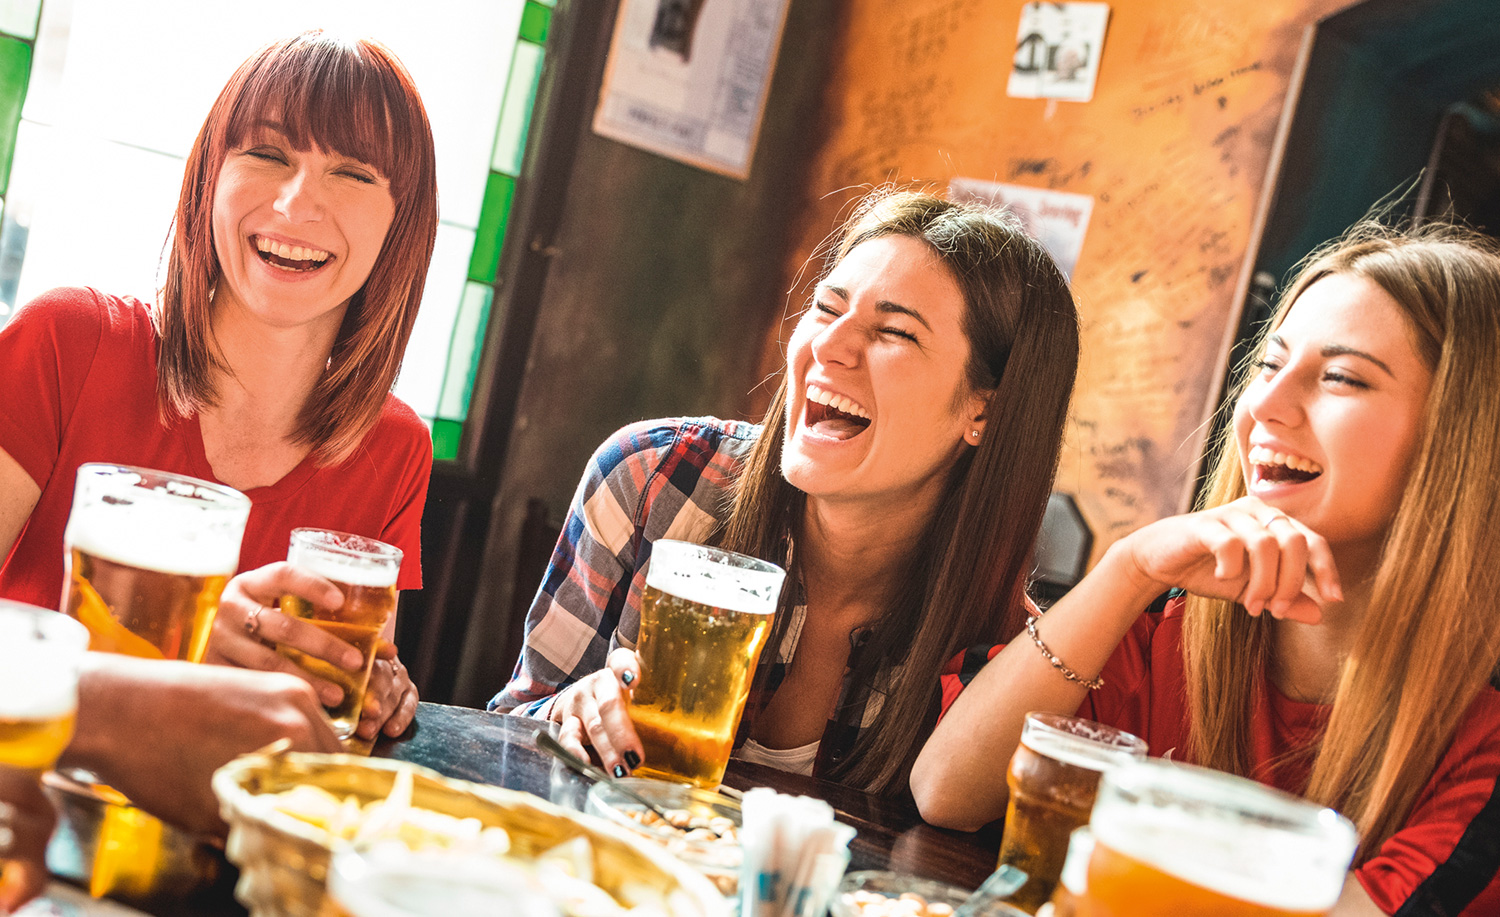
left=0, top=287, right=431, bottom=608
left=939, top=598, right=1500, bottom=915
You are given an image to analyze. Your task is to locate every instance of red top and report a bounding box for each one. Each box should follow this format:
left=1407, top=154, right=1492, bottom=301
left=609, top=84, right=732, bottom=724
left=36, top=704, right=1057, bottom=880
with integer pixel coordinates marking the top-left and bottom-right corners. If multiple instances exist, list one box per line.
left=0, top=287, right=431, bottom=608
left=940, top=597, right=1500, bottom=915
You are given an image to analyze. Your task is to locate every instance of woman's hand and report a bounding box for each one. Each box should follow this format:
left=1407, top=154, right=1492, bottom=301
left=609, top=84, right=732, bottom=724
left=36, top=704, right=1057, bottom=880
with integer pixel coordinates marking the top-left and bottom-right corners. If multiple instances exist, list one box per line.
left=550, top=648, right=643, bottom=777
left=355, top=643, right=418, bottom=740
left=0, top=768, right=55, bottom=914
left=1122, top=496, right=1343, bottom=622
left=204, top=563, right=363, bottom=708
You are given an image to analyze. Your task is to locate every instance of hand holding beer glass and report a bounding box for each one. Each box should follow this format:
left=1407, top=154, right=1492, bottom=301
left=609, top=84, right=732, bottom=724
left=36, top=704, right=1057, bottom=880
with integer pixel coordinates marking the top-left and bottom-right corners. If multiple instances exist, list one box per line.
left=0, top=600, right=90, bottom=911
left=275, top=528, right=402, bottom=742
left=1082, top=759, right=1357, bottom=917
left=627, top=540, right=786, bottom=788
left=63, top=464, right=251, bottom=661
left=996, top=713, right=1147, bottom=913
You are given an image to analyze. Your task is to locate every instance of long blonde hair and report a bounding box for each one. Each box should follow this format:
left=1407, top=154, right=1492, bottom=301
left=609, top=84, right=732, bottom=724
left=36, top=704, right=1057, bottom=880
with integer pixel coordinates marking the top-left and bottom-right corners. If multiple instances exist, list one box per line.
left=1184, top=221, right=1500, bottom=859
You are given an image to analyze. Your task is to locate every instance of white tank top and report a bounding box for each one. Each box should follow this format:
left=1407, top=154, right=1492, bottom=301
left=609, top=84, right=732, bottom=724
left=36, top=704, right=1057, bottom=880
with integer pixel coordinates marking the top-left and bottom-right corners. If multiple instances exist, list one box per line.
left=734, top=737, right=820, bottom=775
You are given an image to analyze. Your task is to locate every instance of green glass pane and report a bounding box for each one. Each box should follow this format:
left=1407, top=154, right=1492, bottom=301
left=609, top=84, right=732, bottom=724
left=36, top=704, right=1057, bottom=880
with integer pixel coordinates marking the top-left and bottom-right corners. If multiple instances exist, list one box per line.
left=519, top=2, right=551, bottom=44
left=437, top=282, right=494, bottom=421
left=431, top=418, right=463, bottom=462
left=0, top=0, right=39, bottom=40
left=467, top=172, right=516, bottom=285
left=0, top=36, right=31, bottom=195
left=490, top=41, right=544, bottom=176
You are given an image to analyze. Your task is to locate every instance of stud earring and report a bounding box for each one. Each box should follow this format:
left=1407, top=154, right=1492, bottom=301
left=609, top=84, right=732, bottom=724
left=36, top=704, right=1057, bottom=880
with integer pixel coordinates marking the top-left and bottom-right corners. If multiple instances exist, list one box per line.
left=969, top=430, right=981, bottom=441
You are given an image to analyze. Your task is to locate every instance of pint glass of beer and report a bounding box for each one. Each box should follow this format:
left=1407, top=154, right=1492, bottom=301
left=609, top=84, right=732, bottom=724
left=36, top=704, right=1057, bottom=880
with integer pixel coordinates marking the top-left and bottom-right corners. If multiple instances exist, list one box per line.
left=63, top=464, right=251, bottom=662
left=997, top=713, right=1147, bottom=912
left=0, top=601, right=90, bottom=772
left=627, top=540, right=786, bottom=788
left=277, top=528, right=402, bottom=739
left=1083, top=759, right=1357, bottom=917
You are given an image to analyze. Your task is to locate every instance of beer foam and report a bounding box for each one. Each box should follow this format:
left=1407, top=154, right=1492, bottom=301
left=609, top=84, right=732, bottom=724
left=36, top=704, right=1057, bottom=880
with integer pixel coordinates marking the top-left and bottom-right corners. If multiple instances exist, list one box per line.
left=0, top=656, right=78, bottom=719
left=1091, top=803, right=1349, bottom=910
left=288, top=547, right=400, bottom=588
left=1024, top=729, right=1143, bottom=772
left=644, top=543, right=784, bottom=615
left=65, top=495, right=243, bottom=576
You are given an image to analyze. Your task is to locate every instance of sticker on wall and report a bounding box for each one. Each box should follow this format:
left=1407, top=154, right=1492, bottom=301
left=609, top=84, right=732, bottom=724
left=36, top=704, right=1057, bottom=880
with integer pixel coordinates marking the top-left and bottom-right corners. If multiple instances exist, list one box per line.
left=950, top=178, right=1093, bottom=277
left=593, top=0, right=793, bottom=179
left=1007, top=2, right=1111, bottom=103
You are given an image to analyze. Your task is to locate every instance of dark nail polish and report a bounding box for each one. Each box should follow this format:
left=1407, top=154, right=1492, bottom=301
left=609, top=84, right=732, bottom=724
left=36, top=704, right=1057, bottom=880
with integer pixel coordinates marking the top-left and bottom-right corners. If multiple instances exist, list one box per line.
left=623, top=750, right=641, bottom=770
left=613, top=764, right=627, bottom=778
left=621, top=670, right=635, bottom=686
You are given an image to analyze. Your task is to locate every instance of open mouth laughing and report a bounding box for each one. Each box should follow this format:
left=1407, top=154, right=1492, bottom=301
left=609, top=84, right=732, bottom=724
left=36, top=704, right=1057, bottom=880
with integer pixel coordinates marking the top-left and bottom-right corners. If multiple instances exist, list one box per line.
left=1248, top=445, right=1324, bottom=485
left=254, top=235, right=331, bottom=273
left=804, top=383, right=871, bottom=440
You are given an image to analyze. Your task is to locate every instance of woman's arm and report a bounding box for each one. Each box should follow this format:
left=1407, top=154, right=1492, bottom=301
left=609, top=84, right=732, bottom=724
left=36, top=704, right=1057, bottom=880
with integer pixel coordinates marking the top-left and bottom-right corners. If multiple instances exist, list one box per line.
left=0, top=447, right=39, bottom=562
left=911, top=497, right=1341, bottom=829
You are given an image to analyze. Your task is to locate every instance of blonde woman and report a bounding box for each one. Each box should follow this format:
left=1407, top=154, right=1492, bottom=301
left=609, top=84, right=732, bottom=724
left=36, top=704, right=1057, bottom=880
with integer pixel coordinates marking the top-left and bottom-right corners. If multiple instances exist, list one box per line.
left=914, top=222, right=1500, bottom=915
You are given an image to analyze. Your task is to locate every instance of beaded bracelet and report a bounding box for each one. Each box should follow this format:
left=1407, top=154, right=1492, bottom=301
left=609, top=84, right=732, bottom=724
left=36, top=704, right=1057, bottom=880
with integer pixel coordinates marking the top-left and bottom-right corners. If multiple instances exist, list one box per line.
left=1026, top=612, right=1104, bottom=690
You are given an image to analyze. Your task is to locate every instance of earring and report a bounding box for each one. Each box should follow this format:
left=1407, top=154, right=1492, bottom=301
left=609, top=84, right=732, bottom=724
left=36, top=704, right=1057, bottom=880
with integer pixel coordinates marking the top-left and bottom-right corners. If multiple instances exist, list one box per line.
left=969, top=430, right=981, bottom=441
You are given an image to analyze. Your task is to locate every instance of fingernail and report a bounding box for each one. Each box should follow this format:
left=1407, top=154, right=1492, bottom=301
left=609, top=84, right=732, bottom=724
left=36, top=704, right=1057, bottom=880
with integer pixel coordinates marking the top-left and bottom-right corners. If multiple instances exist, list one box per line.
left=621, top=670, right=635, bottom=686
left=613, top=764, right=627, bottom=778
left=346, top=651, right=364, bottom=670
left=623, top=750, right=641, bottom=770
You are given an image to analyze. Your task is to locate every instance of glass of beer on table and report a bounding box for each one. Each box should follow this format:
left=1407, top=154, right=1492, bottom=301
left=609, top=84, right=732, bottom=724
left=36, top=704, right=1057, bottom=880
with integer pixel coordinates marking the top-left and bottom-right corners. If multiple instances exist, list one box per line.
left=276, top=528, right=402, bottom=740
left=1083, top=759, right=1357, bottom=917
left=63, top=464, right=251, bottom=661
left=627, top=539, right=786, bottom=788
left=0, top=601, right=90, bottom=772
left=997, top=713, right=1147, bottom=913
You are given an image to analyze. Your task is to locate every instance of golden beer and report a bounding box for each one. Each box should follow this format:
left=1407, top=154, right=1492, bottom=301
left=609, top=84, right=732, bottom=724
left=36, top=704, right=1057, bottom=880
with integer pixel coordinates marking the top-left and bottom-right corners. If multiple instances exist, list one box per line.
left=0, top=601, right=89, bottom=771
left=62, top=464, right=250, bottom=663
left=627, top=540, right=785, bottom=788
left=278, top=529, right=402, bottom=740
left=1083, top=760, right=1357, bottom=917
left=998, top=714, right=1146, bottom=912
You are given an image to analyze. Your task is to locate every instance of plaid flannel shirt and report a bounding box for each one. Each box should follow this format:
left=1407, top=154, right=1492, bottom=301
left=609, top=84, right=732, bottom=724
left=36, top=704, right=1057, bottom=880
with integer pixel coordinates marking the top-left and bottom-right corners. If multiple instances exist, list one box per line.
left=489, top=416, right=900, bottom=774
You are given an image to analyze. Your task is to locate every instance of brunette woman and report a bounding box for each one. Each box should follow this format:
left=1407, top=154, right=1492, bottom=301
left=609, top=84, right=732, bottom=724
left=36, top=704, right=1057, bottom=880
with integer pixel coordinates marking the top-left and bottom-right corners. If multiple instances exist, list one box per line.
left=0, top=31, right=438, bottom=741
left=914, top=222, right=1500, bottom=914
left=492, top=190, right=1082, bottom=795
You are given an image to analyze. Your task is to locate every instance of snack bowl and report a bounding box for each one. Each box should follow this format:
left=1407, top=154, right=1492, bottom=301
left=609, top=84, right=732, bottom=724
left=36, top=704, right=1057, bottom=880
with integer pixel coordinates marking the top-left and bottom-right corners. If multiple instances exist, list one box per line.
left=585, top=777, right=742, bottom=896
left=212, top=749, right=729, bottom=917
left=829, top=871, right=1031, bottom=917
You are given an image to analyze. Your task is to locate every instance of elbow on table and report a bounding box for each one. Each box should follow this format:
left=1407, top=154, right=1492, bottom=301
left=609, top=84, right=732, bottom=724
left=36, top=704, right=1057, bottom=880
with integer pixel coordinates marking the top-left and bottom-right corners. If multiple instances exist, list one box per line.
left=910, top=759, right=998, bottom=832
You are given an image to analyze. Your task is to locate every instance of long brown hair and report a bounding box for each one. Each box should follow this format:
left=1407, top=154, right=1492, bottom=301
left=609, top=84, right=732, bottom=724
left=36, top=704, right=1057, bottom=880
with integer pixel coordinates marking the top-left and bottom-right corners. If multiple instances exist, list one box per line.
left=722, top=190, right=1081, bottom=794
left=1184, top=220, right=1500, bottom=859
left=156, top=31, right=439, bottom=465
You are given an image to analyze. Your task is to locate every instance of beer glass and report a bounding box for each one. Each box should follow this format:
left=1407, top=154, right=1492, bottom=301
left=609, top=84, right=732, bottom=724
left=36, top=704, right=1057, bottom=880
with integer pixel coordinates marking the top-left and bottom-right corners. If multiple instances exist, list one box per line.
left=997, top=713, right=1147, bottom=913
left=627, top=539, right=786, bottom=788
left=63, top=464, right=250, bottom=661
left=277, top=528, right=402, bottom=740
left=1083, top=759, right=1358, bottom=917
left=0, top=601, right=90, bottom=772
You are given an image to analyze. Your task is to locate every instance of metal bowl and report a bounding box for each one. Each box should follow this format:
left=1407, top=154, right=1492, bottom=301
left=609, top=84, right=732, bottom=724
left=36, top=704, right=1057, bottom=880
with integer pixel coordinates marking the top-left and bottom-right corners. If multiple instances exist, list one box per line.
left=585, top=777, right=742, bottom=896
left=830, top=870, right=1032, bottom=917
left=212, top=749, right=730, bottom=917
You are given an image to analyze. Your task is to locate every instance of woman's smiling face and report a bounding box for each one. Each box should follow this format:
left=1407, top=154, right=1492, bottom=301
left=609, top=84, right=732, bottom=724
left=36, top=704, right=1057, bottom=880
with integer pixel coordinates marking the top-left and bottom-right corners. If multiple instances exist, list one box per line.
left=1234, top=272, right=1434, bottom=554
left=781, top=234, right=988, bottom=508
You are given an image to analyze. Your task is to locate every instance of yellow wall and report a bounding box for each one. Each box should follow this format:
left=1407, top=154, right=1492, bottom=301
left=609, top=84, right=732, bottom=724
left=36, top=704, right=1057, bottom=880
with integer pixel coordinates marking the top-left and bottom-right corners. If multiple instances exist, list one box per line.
left=762, top=0, right=1356, bottom=560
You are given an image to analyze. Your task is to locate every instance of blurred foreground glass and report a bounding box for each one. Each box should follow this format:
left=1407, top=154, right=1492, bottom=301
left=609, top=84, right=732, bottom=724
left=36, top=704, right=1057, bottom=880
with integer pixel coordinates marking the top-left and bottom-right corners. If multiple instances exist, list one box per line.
left=1084, top=759, right=1357, bottom=917
left=998, top=713, right=1146, bottom=913
left=0, top=601, right=89, bottom=771
left=628, top=540, right=786, bottom=788
left=325, top=841, right=560, bottom=917
left=62, top=464, right=250, bottom=661
left=277, top=529, right=402, bottom=741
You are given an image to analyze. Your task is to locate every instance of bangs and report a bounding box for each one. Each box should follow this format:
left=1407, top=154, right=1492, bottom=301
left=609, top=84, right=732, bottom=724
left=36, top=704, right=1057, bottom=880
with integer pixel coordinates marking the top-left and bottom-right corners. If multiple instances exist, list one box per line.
left=221, top=35, right=426, bottom=196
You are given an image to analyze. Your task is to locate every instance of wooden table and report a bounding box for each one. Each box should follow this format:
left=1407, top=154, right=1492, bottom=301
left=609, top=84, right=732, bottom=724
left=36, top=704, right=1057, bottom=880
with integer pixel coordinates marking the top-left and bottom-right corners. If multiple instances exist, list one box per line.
left=40, top=702, right=1002, bottom=915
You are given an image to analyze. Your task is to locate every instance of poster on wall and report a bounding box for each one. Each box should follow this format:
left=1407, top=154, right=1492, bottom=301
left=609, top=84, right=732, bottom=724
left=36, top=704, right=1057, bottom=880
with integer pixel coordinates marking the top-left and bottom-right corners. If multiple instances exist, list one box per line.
left=950, top=178, right=1093, bottom=277
left=592, top=0, right=793, bottom=179
left=1007, top=2, right=1111, bottom=103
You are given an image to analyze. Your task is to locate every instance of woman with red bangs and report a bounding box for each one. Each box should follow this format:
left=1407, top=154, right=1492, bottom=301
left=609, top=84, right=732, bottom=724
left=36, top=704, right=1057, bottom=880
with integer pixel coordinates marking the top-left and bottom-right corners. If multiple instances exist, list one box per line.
left=0, top=31, right=439, bottom=742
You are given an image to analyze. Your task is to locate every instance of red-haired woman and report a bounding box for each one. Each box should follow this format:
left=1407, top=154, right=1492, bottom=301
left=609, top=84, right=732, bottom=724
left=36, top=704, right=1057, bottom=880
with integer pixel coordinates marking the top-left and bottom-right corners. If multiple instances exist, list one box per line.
left=915, top=222, right=1500, bottom=914
left=0, top=31, right=438, bottom=741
